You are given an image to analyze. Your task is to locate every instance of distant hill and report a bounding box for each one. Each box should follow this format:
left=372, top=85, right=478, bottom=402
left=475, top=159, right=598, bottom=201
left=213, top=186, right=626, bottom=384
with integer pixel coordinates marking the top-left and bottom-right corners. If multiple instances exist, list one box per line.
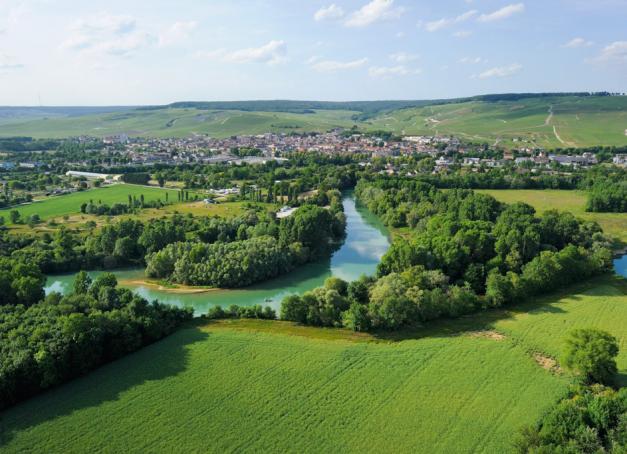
left=0, top=93, right=625, bottom=148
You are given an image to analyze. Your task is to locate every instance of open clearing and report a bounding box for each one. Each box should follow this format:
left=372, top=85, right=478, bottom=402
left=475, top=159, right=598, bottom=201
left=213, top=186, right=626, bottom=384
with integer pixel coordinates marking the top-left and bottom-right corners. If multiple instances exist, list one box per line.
left=0, top=184, right=188, bottom=225
left=1, top=275, right=624, bottom=453
left=474, top=189, right=627, bottom=244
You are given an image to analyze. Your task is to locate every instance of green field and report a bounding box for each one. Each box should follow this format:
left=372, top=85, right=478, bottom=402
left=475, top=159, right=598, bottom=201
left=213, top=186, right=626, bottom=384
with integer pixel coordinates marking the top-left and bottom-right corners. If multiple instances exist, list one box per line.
left=1, top=97, right=626, bottom=148
left=0, top=184, right=182, bottom=225
left=0, top=108, right=358, bottom=139
left=366, top=96, right=627, bottom=148
left=472, top=189, right=627, bottom=245
left=1, top=275, right=625, bottom=453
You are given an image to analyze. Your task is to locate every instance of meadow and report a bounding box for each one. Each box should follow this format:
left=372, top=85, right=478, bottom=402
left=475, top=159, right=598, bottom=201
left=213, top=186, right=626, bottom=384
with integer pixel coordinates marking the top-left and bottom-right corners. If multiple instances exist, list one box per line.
left=0, top=184, right=182, bottom=225
left=474, top=189, right=627, bottom=244
left=1, top=275, right=625, bottom=453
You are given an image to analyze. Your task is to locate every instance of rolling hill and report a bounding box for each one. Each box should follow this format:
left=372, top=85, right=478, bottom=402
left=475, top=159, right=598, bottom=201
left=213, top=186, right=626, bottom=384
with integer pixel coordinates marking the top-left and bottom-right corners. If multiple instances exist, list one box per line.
left=0, top=94, right=626, bottom=148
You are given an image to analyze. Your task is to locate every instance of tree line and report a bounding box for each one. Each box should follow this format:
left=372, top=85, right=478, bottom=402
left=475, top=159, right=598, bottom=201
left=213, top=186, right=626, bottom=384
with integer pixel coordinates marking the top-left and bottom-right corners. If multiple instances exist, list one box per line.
left=0, top=272, right=192, bottom=410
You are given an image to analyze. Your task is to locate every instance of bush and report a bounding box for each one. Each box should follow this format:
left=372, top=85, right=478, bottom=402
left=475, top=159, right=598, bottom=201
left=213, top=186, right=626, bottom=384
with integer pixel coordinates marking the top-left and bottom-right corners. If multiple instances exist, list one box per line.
left=563, top=329, right=619, bottom=385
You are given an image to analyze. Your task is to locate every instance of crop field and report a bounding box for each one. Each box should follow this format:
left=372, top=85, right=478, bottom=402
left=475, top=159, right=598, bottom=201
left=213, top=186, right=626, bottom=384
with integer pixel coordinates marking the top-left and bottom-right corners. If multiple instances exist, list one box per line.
left=1, top=275, right=625, bottom=453
left=0, top=108, right=359, bottom=139
left=474, top=189, right=627, bottom=244
left=365, top=96, right=627, bottom=148
left=0, top=184, right=182, bottom=225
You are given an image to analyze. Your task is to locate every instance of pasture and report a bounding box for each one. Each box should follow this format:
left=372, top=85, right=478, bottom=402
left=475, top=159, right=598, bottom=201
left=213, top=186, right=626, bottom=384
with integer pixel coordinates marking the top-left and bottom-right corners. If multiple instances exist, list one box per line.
left=474, top=189, right=627, bottom=244
left=1, top=275, right=625, bottom=453
left=0, top=184, right=181, bottom=225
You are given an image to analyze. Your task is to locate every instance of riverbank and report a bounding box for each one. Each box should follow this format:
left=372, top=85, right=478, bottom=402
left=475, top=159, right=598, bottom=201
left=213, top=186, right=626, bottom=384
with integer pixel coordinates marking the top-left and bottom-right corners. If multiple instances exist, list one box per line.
left=45, top=194, right=391, bottom=314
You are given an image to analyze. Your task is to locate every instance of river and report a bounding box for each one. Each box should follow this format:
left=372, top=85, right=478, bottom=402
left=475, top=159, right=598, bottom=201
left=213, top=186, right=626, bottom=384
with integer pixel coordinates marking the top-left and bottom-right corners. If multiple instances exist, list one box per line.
left=45, top=194, right=391, bottom=314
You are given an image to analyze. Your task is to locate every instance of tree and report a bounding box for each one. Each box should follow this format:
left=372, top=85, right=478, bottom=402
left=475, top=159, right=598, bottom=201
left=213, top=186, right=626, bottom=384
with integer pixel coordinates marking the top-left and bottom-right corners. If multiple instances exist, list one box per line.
left=156, top=173, right=166, bottom=188
left=280, top=295, right=308, bottom=324
left=563, top=329, right=619, bottom=384
left=9, top=210, right=20, bottom=224
left=73, top=271, right=92, bottom=295
left=342, top=302, right=371, bottom=332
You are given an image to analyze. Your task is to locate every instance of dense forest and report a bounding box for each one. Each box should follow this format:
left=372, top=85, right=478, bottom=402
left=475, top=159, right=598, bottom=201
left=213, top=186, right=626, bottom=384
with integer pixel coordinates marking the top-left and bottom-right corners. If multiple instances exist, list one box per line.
left=0, top=272, right=192, bottom=409
left=280, top=177, right=612, bottom=331
left=146, top=197, right=346, bottom=287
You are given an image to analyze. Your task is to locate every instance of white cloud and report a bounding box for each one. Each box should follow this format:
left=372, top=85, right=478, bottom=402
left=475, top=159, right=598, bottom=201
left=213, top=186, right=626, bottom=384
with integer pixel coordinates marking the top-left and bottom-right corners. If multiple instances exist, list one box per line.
left=197, top=40, right=287, bottom=65
left=478, top=63, right=522, bottom=78
left=60, top=13, right=153, bottom=57
left=158, top=21, right=197, bottom=46
left=308, top=56, right=368, bottom=72
left=453, top=30, right=472, bottom=38
left=345, top=0, right=404, bottom=28
left=314, top=4, right=344, bottom=21
left=389, top=52, right=419, bottom=63
left=459, top=56, right=485, bottom=64
left=425, top=10, right=477, bottom=32
left=369, top=65, right=421, bottom=78
left=563, top=37, right=593, bottom=48
left=595, top=41, right=627, bottom=62
left=478, top=3, right=525, bottom=22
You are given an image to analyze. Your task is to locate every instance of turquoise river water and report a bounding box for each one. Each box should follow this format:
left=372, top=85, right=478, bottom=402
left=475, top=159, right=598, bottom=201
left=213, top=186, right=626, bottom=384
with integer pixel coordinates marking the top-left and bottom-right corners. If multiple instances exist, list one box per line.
left=45, top=194, right=391, bottom=314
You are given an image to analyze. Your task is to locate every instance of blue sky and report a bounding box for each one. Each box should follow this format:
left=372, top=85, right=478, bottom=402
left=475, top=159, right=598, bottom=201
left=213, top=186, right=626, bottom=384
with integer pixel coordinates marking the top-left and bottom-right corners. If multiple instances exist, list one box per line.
left=0, top=0, right=626, bottom=105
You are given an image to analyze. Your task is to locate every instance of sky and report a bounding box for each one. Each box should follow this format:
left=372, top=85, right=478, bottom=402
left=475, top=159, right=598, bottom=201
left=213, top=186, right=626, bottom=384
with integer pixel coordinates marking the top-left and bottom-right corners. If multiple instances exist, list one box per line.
left=0, top=0, right=626, bottom=105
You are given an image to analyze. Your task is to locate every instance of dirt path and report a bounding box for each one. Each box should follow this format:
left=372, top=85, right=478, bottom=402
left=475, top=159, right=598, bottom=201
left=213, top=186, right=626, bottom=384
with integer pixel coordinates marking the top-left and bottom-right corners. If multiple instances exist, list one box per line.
left=544, top=105, right=553, bottom=126
left=553, top=125, right=566, bottom=144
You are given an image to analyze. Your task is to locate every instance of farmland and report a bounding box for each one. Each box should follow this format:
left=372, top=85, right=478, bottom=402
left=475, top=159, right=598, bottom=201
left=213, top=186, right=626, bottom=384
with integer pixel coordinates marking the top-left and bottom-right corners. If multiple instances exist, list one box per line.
left=1, top=275, right=625, bottom=453
left=1, top=96, right=626, bottom=148
left=0, top=108, right=358, bottom=139
left=473, top=189, right=627, bottom=244
left=365, top=96, right=627, bottom=148
left=0, top=184, right=183, bottom=225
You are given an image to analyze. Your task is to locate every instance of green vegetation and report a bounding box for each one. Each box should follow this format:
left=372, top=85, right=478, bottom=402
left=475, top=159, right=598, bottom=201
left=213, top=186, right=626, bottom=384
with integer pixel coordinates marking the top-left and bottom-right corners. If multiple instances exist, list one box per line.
left=1, top=95, right=626, bottom=148
left=365, top=96, right=627, bottom=148
left=473, top=189, right=627, bottom=244
left=563, top=329, right=619, bottom=384
left=0, top=108, right=358, bottom=139
left=0, top=275, right=625, bottom=453
left=0, top=184, right=181, bottom=225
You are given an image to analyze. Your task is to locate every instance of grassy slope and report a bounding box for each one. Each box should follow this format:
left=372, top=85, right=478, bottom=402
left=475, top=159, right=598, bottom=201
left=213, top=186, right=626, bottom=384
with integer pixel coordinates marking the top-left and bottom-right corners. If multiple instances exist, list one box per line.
left=1, top=275, right=625, bottom=453
left=0, top=108, right=358, bottom=139
left=473, top=189, right=627, bottom=244
left=0, top=184, right=181, bottom=224
left=1, top=97, right=625, bottom=148
left=365, top=96, right=627, bottom=148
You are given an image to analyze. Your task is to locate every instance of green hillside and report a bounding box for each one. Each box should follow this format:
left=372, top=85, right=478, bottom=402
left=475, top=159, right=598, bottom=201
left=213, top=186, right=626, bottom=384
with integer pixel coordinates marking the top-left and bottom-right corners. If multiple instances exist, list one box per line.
left=0, top=108, right=358, bottom=139
left=1, top=95, right=626, bottom=148
left=1, top=275, right=625, bottom=453
left=365, top=96, right=627, bottom=148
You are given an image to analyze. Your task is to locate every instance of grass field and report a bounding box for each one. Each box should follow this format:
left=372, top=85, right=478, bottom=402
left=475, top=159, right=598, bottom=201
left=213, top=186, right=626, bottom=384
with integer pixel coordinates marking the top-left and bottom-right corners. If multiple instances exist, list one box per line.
left=474, top=189, right=627, bottom=245
left=1, top=275, right=625, bottom=453
left=365, top=96, right=627, bottom=148
left=0, top=184, right=183, bottom=225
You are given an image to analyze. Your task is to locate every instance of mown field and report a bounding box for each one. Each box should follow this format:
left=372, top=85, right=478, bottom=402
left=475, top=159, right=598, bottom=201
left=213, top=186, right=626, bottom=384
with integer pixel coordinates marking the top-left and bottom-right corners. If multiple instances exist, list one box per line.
left=1, top=275, right=625, bottom=453
left=474, top=189, right=627, bottom=245
left=0, top=184, right=182, bottom=225
left=365, top=96, right=627, bottom=148
left=0, top=108, right=358, bottom=139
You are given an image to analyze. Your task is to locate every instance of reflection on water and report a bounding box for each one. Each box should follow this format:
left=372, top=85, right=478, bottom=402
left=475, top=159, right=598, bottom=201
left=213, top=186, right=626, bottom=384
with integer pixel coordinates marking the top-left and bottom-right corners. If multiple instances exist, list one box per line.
left=45, top=194, right=391, bottom=314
